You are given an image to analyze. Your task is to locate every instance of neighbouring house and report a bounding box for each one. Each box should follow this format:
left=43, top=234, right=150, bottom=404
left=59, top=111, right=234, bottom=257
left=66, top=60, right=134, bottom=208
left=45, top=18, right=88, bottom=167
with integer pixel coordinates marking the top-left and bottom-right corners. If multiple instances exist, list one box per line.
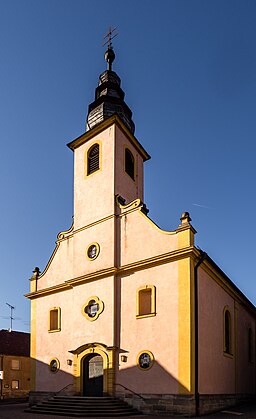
left=25, top=44, right=256, bottom=416
left=0, top=329, right=30, bottom=400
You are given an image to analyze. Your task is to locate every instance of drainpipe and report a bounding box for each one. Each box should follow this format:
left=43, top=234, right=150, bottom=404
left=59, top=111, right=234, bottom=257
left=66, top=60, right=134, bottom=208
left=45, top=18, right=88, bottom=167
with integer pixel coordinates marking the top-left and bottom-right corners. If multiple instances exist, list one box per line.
left=194, top=251, right=207, bottom=417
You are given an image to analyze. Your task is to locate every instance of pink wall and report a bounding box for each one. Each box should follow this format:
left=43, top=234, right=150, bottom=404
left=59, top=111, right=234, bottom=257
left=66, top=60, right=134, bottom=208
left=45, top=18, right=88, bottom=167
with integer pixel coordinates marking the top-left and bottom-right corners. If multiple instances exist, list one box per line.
left=236, top=302, right=255, bottom=394
left=114, top=125, right=144, bottom=204
left=35, top=277, right=115, bottom=392
left=198, top=268, right=235, bottom=393
left=198, top=267, right=255, bottom=394
left=116, top=262, right=179, bottom=394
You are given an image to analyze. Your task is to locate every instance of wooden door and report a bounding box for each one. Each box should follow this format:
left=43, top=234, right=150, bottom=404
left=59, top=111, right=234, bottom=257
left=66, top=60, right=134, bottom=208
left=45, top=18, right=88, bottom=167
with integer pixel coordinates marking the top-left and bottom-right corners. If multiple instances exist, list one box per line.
left=83, top=354, right=103, bottom=396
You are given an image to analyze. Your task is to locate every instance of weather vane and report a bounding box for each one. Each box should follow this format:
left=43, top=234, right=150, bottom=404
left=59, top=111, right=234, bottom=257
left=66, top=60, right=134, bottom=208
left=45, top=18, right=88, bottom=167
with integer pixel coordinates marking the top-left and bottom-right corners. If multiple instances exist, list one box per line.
left=102, top=27, right=118, bottom=71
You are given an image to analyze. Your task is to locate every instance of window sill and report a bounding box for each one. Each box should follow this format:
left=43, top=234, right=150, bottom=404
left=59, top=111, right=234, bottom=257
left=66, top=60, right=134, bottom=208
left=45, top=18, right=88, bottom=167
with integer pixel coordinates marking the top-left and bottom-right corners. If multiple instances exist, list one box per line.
left=48, top=329, right=61, bottom=333
left=223, top=351, right=233, bottom=359
left=136, top=313, right=156, bottom=319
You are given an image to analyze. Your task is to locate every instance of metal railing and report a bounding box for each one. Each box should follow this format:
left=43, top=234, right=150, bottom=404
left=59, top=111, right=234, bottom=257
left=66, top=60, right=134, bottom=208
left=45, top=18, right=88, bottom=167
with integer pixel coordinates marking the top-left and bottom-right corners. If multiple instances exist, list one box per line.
left=55, top=383, right=74, bottom=395
left=114, top=382, right=145, bottom=401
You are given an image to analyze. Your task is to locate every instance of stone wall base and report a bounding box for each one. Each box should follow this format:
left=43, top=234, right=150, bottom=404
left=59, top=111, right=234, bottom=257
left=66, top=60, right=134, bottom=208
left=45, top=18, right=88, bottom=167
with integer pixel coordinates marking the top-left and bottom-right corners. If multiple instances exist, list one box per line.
left=199, top=394, right=255, bottom=416
left=117, top=392, right=196, bottom=416
left=116, top=392, right=255, bottom=416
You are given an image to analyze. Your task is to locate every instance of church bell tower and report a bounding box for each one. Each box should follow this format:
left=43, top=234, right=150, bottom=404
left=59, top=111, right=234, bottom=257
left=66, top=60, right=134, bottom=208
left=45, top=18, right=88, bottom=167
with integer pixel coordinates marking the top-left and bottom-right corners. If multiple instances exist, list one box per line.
left=67, top=38, right=150, bottom=230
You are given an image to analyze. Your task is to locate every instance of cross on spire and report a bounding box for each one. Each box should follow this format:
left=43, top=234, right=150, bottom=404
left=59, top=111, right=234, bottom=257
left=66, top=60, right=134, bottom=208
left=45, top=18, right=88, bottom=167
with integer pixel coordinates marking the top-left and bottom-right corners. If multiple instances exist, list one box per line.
left=103, top=26, right=118, bottom=49
left=103, top=27, right=118, bottom=71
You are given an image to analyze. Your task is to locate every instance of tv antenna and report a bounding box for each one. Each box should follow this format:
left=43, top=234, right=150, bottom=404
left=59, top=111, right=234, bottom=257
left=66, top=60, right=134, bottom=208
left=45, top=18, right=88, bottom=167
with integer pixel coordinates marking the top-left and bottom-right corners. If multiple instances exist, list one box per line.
left=6, top=303, right=15, bottom=331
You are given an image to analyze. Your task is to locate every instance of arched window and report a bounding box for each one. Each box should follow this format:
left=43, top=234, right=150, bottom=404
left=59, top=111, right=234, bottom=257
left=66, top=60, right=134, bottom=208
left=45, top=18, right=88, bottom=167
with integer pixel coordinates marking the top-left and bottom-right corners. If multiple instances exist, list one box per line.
left=248, top=328, right=253, bottom=363
left=87, top=143, right=100, bottom=175
left=136, top=285, right=156, bottom=318
left=125, top=148, right=135, bottom=180
left=224, top=308, right=232, bottom=354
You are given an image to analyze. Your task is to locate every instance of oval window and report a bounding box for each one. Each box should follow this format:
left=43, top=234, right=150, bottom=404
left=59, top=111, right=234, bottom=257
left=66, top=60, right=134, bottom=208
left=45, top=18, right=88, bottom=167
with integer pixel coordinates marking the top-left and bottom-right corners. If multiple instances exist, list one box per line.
left=137, top=351, right=154, bottom=370
left=87, top=243, right=100, bottom=260
left=49, top=358, right=60, bottom=373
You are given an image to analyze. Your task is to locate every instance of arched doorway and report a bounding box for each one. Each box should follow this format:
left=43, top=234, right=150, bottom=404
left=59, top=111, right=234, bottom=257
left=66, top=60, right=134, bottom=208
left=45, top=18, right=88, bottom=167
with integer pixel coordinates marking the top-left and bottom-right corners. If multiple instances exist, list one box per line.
left=82, top=353, right=103, bottom=396
left=70, top=343, right=115, bottom=396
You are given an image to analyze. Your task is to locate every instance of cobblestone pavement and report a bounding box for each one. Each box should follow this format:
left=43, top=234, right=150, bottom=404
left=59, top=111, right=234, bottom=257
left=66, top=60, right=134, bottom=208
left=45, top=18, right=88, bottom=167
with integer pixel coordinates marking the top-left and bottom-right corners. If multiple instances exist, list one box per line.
left=1, top=402, right=256, bottom=419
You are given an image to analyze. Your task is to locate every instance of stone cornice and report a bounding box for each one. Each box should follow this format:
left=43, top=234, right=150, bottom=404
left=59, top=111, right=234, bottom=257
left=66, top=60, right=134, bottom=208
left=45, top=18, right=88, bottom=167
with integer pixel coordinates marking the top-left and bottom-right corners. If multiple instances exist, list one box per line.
left=25, top=247, right=197, bottom=300
left=199, top=256, right=256, bottom=314
left=67, top=114, right=151, bottom=162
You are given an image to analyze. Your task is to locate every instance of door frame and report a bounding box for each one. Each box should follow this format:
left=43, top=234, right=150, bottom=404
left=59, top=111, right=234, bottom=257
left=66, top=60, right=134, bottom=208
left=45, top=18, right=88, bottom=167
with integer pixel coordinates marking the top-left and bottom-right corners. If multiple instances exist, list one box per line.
left=70, top=343, right=115, bottom=396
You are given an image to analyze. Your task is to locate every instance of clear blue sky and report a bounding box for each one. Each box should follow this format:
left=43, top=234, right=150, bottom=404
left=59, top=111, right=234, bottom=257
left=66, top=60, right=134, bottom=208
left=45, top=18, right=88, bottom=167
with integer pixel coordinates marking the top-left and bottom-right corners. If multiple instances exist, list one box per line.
left=0, top=0, right=256, bottom=332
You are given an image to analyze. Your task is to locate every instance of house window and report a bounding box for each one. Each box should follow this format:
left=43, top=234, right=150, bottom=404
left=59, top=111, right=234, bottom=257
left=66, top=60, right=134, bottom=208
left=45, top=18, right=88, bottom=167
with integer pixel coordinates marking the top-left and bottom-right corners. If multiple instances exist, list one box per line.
left=48, top=307, right=61, bottom=332
left=11, top=359, right=20, bottom=370
left=125, top=148, right=135, bottom=180
left=136, top=286, right=156, bottom=318
left=224, top=308, right=232, bottom=355
left=87, top=143, right=100, bottom=175
left=248, top=328, right=253, bottom=363
left=11, top=380, right=19, bottom=389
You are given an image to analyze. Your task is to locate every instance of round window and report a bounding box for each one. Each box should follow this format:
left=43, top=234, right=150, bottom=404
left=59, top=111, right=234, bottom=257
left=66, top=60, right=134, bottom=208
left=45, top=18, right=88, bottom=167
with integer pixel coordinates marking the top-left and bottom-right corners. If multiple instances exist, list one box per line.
left=49, top=358, right=60, bottom=373
left=87, top=243, right=100, bottom=260
left=137, top=351, right=154, bottom=370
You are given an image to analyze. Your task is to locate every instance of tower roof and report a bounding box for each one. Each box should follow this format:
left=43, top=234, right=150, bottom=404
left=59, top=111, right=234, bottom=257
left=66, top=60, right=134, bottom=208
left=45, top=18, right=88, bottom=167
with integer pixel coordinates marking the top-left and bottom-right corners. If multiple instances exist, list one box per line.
left=86, top=45, right=135, bottom=134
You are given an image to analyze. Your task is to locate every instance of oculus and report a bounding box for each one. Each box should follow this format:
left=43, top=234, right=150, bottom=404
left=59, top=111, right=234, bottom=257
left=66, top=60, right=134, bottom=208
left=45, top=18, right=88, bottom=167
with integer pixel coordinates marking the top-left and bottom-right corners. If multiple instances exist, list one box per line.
left=87, top=243, right=100, bottom=260
left=49, top=358, right=60, bottom=373
left=82, top=296, right=104, bottom=322
left=137, top=350, right=154, bottom=370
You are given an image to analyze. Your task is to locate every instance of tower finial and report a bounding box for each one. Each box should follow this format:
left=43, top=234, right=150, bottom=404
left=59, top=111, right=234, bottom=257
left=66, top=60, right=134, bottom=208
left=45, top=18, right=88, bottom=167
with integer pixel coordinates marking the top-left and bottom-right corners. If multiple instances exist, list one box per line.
left=103, top=26, right=118, bottom=71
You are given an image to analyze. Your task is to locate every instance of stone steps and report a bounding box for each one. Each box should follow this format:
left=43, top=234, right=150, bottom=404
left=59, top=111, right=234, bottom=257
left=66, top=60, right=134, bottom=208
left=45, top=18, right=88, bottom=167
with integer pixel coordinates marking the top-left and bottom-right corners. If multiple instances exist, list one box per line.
left=25, top=395, right=141, bottom=417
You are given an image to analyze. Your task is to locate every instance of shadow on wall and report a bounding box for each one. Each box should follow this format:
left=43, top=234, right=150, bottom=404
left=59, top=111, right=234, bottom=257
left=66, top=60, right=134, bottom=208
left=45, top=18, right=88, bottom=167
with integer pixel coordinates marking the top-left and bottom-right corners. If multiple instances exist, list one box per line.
left=115, top=358, right=193, bottom=416
left=29, top=355, right=192, bottom=415
left=115, top=357, right=188, bottom=395
left=30, top=355, right=188, bottom=394
left=29, top=357, right=74, bottom=405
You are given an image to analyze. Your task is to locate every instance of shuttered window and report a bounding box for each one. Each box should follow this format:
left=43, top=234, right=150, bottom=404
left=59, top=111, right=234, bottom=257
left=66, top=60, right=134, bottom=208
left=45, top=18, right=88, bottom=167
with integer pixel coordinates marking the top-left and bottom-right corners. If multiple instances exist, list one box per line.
left=125, top=148, right=135, bottom=180
left=136, top=285, right=156, bottom=318
left=49, top=308, right=61, bottom=332
left=87, top=144, right=100, bottom=175
left=138, top=289, right=152, bottom=316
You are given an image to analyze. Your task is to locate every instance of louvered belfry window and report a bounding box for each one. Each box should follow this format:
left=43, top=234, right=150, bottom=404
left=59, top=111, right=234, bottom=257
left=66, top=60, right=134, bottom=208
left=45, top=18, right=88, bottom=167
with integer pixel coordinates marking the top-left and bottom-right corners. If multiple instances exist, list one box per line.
left=125, top=148, right=135, bottom=180
left=87, top=144, right=100, bottom=175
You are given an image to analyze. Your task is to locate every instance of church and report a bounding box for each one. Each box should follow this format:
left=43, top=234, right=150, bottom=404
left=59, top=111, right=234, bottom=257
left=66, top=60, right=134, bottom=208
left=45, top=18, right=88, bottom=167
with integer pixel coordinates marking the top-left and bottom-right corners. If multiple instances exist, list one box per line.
left=25, top=39, right=256, bottom=416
